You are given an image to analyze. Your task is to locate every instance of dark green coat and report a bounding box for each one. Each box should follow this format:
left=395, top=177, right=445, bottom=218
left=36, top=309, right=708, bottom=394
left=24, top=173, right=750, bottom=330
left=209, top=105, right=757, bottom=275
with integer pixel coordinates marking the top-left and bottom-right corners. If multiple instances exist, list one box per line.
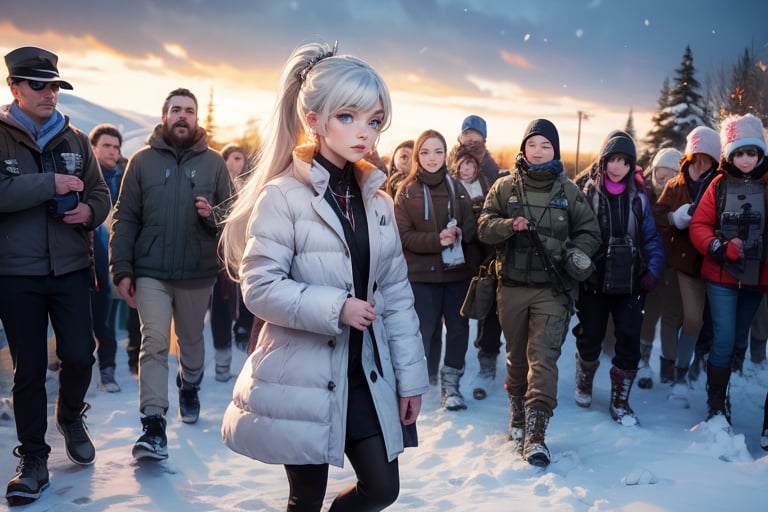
left=110, top=124, right=232, bottom=283
left=478, top=166, right=600, bottom=289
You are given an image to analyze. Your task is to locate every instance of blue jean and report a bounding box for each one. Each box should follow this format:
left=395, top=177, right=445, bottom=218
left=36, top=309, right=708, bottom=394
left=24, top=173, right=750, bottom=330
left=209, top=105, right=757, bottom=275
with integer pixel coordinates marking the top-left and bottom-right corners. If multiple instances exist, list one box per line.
left=91, top=224, right=117, bottom=370
left=705, top=282, right=763, bottom=369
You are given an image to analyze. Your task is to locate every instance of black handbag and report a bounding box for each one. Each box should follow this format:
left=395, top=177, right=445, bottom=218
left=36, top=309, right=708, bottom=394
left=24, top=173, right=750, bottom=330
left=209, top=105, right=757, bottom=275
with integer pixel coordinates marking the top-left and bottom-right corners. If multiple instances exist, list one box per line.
left=460, top=259, right=497, bottom=319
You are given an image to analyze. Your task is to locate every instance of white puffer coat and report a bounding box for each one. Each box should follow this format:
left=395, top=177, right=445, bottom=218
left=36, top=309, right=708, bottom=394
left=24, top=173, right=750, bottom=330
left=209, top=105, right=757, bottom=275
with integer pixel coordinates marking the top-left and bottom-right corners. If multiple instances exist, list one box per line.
left=222, top=145, right=428, bottom=467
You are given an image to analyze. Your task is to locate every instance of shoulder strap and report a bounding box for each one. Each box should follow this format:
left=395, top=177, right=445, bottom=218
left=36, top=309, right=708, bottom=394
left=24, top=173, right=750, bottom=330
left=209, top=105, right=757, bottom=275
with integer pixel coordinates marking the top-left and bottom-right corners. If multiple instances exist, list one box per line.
left=627, top=190, right=647, bottom=244
left=444, top=173, right=458, bottom=221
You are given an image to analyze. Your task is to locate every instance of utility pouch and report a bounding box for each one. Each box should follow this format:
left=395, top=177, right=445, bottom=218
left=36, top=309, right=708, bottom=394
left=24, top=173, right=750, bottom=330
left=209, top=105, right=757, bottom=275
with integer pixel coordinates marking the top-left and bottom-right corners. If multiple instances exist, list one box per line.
left=602, top=236, right=635, bottom=295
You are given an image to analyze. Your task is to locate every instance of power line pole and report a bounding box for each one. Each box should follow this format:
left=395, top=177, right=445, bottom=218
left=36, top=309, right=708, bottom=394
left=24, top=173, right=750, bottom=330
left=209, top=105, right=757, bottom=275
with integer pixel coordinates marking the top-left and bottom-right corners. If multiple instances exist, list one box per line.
left=575, top=110, right=589, bottom=175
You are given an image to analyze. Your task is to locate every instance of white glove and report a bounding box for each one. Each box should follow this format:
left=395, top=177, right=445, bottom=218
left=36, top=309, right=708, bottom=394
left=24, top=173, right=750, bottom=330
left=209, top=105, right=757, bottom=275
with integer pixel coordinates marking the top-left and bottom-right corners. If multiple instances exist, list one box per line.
left=669, top=203, right=692, bottom=230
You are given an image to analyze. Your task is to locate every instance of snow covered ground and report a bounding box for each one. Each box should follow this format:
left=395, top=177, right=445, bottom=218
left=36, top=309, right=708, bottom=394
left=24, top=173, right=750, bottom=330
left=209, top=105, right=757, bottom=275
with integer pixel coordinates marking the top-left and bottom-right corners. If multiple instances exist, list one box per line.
left=1, top=317, right=766, bottom=511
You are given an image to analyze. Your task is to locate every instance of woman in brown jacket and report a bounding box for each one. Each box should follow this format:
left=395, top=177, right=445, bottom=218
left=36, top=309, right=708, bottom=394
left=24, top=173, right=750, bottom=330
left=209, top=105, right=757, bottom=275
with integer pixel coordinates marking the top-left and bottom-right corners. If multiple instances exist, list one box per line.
left=394, top=129, right=477, bottom=410
left=653, top=126, right=721, bottom=407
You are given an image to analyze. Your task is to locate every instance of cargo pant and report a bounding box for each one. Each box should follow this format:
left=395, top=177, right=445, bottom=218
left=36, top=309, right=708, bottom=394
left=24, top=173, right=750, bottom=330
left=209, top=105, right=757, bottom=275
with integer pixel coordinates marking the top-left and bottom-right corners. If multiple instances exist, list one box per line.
left=498, top=285, right=571, bottom=416
left=135, top=276, right=215, bottom=416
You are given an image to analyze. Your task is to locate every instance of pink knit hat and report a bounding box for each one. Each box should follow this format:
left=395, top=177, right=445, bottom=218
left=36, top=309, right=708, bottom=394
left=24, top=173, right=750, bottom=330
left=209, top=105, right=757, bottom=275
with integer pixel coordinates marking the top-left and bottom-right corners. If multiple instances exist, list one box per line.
left=721, top=114, right=766, bottom=160
left=685, top=126, right=721, bottom=162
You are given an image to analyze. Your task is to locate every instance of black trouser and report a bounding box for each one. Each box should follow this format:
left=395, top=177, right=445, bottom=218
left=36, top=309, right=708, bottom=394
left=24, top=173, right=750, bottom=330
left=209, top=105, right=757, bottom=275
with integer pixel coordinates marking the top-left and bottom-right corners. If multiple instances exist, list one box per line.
left=575, top=289, right=645, bottom=371
left=474, top=297, right=503, bottom=357
left=126, top=306, right=141, bottom=366
left=284, top=434, right=399, bottom=512
left=411, top=280, right=470, bottom=375
left=210, top=274, right=236, bottom=350
left=0, top=269, right=95, bottom=457
left=234, top=296, right=254, bottom=336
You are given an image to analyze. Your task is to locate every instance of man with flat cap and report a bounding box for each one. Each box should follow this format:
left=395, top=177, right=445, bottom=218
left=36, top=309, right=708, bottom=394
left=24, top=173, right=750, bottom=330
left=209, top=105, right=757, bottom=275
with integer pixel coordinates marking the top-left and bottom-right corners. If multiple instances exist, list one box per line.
left=0, top=46, right=110, bottom=505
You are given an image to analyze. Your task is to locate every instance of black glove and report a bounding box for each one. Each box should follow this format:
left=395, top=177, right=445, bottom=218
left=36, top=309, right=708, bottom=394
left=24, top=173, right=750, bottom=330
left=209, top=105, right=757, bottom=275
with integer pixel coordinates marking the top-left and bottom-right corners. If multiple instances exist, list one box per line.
left=707, top=237, right=727, bottom=264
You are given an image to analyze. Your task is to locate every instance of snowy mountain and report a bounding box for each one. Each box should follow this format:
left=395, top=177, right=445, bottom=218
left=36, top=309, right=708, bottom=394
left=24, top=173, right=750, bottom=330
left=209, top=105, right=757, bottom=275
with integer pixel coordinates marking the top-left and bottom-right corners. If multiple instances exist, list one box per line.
left=57, top=94, right=155, bottom=158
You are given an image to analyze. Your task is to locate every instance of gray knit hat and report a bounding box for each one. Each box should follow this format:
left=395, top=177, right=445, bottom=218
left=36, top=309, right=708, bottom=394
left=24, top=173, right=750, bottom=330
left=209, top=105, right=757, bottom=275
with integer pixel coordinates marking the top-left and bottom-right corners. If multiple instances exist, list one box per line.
left=651, top=148, right=682, bottom=171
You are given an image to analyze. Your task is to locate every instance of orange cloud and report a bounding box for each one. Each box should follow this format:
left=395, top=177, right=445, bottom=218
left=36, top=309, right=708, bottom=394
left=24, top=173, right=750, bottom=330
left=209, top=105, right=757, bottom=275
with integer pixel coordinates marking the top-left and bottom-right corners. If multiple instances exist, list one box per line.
left=499, top=50, right=531, bottom=69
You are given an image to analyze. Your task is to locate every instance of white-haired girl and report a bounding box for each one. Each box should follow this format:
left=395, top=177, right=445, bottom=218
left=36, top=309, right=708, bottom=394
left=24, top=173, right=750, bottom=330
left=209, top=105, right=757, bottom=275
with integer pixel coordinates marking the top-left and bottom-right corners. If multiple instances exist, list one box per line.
left=220, top=41, right=428, bottom=512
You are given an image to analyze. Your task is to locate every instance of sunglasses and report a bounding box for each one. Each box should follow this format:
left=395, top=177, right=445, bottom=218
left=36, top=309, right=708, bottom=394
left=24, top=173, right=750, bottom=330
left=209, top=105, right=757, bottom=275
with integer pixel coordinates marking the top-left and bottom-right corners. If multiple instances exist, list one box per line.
left=25, top=80, right=59, bottom=91
left=733, top=148, right=758, bottom=158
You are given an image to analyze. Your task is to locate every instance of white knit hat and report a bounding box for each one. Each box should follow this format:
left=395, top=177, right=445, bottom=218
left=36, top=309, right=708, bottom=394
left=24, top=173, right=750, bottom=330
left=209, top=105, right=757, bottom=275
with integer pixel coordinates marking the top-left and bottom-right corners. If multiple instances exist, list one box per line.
left=685, top=126, right=721, bottom=162
left=651, top=148, right=682, bottom=171
left=721, top=114, right=766, bottom=160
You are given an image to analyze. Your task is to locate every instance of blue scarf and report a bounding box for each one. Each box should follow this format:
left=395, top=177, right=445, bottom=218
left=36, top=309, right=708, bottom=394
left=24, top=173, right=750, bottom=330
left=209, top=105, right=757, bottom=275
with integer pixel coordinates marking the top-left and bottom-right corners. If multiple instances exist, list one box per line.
left=10, top=102, right=66, bottom=150
left=528, top=159, right=564, bottom=177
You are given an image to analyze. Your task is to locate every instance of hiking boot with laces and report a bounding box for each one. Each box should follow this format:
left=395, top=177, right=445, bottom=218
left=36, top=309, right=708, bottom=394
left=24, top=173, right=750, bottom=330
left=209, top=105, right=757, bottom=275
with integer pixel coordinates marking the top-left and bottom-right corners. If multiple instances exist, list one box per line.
left=132, top=415, right=168, bottom=460
left=5, top=446, right=49, bottom=505
left=56, top=403, right=95, bottom=465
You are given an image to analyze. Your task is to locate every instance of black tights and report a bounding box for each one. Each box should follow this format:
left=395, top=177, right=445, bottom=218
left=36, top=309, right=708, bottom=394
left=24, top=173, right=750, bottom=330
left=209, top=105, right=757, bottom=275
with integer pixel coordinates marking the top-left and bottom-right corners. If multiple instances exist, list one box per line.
left=284, top=434, right=399, bottom=512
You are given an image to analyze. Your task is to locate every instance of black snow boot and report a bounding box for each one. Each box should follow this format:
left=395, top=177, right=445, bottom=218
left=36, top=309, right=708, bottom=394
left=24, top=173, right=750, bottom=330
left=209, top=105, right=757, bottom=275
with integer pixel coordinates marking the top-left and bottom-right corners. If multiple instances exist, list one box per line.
left=706, top=364, right=731, bottom=424
left=177, top=373, right=201, bottom=424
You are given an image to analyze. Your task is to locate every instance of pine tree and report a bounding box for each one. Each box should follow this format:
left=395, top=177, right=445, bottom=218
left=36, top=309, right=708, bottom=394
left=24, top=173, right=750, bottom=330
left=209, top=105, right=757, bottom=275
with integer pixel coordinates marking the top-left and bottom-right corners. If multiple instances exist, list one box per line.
left=624, top=109, right=636, bottom=141
left=639, top=79, right=673, bottom=167
left=639, top=46, right=711, bottom=167
left=204, top=86, right=218, bottom=149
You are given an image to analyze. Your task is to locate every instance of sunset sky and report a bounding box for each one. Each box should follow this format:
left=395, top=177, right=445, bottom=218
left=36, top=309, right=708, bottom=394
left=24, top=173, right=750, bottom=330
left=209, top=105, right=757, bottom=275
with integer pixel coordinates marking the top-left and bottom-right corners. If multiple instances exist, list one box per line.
left=1, top=0, right=765, bottom=158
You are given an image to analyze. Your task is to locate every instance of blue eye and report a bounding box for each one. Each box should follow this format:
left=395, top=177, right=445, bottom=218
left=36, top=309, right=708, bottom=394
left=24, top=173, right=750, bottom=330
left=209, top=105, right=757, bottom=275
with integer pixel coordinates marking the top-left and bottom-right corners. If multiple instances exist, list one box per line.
left=368, top=118, right=382, bottom=129
left=336, top=113, right=353, bottom=124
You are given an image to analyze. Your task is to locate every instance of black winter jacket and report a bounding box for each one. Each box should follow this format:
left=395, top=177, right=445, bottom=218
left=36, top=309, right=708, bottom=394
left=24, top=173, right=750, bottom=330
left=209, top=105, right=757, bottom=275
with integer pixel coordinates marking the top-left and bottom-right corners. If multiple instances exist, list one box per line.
left=0, top=105, right=111, bottom=276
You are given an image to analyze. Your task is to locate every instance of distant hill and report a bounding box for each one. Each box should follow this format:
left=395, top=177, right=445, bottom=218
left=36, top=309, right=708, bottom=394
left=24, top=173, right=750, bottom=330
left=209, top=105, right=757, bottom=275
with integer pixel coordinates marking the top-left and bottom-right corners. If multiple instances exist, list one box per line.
left=57, top=93, right=155, bottom=158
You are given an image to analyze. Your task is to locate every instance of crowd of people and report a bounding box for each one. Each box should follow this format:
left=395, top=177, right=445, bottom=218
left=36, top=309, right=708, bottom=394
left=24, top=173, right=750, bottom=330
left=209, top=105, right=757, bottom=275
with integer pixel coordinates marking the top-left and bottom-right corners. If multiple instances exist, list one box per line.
left=1, top=42, right=767, bottom=511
